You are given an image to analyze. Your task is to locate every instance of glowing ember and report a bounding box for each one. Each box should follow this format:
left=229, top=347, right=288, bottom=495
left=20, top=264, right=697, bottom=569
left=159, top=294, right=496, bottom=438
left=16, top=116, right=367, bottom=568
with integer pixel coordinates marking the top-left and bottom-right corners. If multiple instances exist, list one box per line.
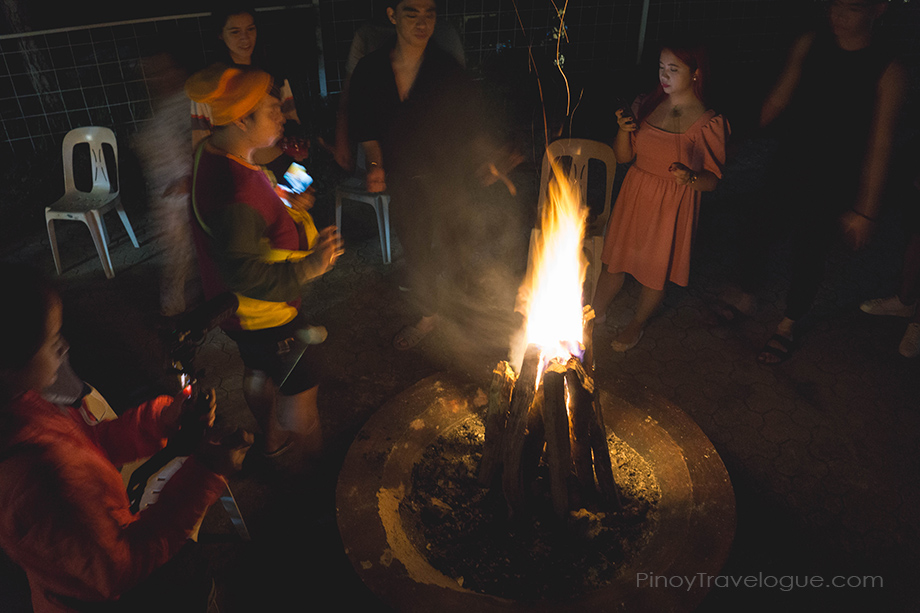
left=522, top=159, right=589, bottom=366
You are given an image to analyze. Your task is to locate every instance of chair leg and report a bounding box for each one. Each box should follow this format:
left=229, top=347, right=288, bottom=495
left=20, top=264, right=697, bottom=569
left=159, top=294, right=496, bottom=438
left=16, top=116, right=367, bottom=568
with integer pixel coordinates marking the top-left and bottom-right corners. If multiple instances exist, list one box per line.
left=334, top=193, right=343, bottom=234
left=46, top=215, right=63, bottom=275
left=85, top=210, right=115, bottom=279
left=219, top=485, right=251, bottom=541
left=372, top=199, right=390, bottom=265
left=115, top=201, right=140, bottom=248
left=381, top=197, right=392, bottom=265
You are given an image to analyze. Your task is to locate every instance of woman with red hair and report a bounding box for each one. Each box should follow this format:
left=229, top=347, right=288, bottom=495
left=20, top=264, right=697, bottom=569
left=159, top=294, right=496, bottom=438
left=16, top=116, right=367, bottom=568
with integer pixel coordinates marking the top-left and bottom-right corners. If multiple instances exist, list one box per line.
left=592, top=41, right=730, bottom=351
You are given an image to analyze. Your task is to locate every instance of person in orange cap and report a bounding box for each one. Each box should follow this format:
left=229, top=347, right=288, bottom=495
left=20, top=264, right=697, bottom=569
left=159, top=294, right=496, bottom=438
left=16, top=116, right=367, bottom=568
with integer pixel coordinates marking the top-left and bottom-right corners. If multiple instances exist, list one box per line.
left=185, top=64, right=342, bottom=463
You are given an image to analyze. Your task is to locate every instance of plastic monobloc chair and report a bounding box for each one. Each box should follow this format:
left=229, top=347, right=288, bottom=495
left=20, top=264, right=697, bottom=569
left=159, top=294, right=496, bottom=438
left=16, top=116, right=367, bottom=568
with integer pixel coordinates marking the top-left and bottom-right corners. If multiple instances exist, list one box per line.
left=334, top=148, right=392, bottom=265
left=536, top=138, right=618, bottom=302
left=45, top=126, right=139, bottom=279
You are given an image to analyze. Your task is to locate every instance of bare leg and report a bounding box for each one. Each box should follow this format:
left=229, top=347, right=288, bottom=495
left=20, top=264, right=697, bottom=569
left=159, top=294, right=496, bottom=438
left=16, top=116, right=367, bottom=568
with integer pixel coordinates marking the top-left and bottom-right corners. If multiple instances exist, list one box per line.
left=242, top=369, right=292, bottom=455
left=591, top=269, right=626, bottom=324
left=719, top=284, right=757, bottom=316
left=276, top=385, right=323, bottom=460
left=613, top=284, right=665, bottom=348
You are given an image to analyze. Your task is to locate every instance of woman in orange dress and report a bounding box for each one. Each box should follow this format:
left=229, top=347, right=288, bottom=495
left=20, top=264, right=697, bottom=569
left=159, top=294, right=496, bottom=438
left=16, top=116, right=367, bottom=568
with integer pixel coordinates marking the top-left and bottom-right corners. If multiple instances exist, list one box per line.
left=592, top=41, right=729, bottom=351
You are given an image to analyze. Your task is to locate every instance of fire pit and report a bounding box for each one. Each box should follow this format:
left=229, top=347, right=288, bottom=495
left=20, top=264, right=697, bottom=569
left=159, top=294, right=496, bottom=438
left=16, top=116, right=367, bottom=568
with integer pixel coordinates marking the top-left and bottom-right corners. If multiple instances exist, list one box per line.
left=336, top=372, right=734, bottom=613
left=336, top=155, right=734, bottom=611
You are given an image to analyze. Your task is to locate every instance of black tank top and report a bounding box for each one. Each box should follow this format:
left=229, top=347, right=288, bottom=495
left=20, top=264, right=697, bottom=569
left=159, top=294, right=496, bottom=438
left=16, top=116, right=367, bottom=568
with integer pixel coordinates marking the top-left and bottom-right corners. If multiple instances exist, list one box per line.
left=783, top=28, right=894, bottom=171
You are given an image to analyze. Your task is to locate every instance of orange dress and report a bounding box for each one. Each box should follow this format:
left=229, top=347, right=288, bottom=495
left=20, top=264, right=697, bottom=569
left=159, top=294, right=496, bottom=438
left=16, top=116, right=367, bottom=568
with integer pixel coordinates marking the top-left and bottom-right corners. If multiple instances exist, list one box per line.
left=601, top=110, right=729, bottom=290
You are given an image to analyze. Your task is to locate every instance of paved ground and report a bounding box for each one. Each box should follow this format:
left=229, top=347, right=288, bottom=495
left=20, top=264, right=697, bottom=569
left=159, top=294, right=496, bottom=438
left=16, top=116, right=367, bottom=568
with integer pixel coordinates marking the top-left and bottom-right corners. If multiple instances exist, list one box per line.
left=1, top=135, right=918, bottom=612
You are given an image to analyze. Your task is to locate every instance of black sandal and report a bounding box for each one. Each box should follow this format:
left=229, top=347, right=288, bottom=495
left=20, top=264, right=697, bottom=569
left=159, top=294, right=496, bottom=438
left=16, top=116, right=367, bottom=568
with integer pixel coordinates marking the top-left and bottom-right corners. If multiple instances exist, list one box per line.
left=758, top=333, right=796, bottom=364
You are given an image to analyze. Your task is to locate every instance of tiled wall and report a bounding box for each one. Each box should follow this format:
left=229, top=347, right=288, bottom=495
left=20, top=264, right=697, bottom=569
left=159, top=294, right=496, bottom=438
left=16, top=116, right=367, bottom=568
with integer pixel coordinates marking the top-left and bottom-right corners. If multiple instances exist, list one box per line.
left=2, top=0, right=918, bottom=163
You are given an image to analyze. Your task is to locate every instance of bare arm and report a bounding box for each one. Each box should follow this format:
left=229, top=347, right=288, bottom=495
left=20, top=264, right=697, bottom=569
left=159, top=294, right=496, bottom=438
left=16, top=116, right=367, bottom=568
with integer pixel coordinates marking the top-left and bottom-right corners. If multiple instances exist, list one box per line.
left=360, top=140, right=386, bottom=192
left=760, top=32, right=814, bottom=129
left=841, top=60, right=905, bottom=249
left=613, top=109, right=636, bottom=163
left=855, top=61, right=905, bottom=219
left=669, top=165, right=720, bottom=192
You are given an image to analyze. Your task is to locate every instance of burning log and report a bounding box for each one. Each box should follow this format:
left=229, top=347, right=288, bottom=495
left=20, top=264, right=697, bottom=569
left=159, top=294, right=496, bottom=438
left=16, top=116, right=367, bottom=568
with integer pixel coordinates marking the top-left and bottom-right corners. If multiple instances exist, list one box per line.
left=501, top=345, right=542, bottom=517
left=478, top=361, right=516, bottom=487
left=482, top=343, right=622, bottom=519
left=566, top=357, right=622, bottom=510
left=566, top=357, right=597, bottom=498
left=541, top=360, right=572, bottom=518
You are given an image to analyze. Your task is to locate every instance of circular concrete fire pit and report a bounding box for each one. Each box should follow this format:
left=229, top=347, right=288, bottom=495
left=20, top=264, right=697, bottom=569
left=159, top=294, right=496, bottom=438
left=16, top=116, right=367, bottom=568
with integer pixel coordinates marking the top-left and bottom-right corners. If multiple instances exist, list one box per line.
left=336, top=373, right=735, bottom=613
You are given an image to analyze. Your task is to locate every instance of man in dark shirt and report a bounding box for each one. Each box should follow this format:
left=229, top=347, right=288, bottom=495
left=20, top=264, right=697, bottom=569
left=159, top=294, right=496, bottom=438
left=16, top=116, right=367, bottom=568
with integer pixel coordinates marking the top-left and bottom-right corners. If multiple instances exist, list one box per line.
left=348, top=0, right=512, bottom=350
left=718, top=0, right=903, bottom=364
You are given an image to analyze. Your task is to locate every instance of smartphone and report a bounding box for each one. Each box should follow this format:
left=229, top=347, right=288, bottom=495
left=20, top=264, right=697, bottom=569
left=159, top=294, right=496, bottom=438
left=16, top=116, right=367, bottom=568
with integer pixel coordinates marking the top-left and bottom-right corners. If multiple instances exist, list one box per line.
left=614, top=97, right=635, bottom=120
left=283, top=162, right=313, bottom=194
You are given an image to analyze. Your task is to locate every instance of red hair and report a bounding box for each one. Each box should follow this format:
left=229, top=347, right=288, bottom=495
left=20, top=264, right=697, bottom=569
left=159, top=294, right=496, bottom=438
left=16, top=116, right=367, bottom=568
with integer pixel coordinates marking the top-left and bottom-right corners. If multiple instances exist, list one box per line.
left=637, top=41, right=710, bottom=123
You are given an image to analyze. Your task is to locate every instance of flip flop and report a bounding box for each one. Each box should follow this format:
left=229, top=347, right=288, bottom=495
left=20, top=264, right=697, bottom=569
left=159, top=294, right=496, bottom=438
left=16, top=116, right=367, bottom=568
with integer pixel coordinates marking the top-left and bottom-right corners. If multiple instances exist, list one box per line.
left=611, top=329, right=644, bottom=352
left=757, top=333, right=796, bottom=365
left=393, top=323, right=433, bottom=350
left=263, top=436, right=297, bottom=459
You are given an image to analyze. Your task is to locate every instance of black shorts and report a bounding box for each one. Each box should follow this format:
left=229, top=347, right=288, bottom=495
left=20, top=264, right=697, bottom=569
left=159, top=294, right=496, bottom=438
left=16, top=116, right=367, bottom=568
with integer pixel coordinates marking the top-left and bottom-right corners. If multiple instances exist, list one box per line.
left=226, top=313, right=322, bottom=396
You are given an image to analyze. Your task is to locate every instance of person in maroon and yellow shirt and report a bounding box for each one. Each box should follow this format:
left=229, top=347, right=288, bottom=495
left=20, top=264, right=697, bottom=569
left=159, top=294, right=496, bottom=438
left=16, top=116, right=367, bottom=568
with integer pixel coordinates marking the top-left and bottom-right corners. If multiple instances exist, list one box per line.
left=185, top=64, right=341, bottom=460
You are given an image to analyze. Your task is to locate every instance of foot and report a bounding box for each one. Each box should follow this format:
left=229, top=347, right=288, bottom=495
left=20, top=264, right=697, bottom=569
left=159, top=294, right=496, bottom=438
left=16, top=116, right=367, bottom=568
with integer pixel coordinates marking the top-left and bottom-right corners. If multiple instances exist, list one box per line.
left=758, top=332, right=796, bottom=364
left=611, top=328, right=644, bottom=352
left=709, top=300, right=749, bottom=325
left=900, top=322, right=920, bottom=358
left=394, top=315, right=438, bottom=350
left=860, top=295, right=917, bottom=318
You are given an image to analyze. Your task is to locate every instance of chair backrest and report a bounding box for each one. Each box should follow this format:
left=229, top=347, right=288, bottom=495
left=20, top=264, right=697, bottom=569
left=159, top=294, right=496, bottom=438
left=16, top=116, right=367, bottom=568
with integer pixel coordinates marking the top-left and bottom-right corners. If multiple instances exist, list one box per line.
left=61, top=126, right=119, bottom=197
left=537, top=138, right=617, bottom=234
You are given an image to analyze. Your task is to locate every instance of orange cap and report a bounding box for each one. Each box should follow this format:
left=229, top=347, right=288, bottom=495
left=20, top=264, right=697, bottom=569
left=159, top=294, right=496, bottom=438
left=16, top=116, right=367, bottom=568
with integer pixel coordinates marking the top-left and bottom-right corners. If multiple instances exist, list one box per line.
left=185, top=64, right=273, bottom=126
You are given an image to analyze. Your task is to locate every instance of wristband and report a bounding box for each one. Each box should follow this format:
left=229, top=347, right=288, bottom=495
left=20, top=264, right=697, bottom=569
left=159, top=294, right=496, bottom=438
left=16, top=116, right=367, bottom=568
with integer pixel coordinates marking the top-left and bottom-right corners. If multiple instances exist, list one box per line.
left=687, top=172, right=698, bottom=185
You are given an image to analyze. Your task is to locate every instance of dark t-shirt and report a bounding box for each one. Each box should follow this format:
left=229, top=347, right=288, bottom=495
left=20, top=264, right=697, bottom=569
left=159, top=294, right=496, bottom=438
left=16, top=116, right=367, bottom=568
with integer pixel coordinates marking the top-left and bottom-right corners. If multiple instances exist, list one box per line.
left=348, top=40, right=479, bottom=181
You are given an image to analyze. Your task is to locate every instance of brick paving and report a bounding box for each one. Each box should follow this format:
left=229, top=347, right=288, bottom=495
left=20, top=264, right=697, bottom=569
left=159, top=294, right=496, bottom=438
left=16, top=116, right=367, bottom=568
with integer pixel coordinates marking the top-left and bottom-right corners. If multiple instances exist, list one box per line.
left=1, top=138, right=918, bottom=612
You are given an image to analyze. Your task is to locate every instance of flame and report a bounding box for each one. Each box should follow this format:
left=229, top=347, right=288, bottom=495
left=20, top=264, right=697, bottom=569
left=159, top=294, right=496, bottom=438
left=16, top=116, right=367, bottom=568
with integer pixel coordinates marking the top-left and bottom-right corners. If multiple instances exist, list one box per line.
left=521, top=157, right=588, bottom=368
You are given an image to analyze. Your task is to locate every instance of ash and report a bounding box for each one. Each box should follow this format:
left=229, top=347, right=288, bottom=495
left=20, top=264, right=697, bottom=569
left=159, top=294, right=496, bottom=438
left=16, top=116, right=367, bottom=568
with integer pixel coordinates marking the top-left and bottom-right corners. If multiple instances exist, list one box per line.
left=399, top=415, right=660, bottom=601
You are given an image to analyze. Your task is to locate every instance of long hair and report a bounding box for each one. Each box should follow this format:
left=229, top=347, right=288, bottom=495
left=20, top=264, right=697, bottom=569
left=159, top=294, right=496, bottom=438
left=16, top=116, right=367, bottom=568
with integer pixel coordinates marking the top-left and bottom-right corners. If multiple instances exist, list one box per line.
left=637, top=39, right=711, bottom=124
left=212, top=5, right=272, bottom=73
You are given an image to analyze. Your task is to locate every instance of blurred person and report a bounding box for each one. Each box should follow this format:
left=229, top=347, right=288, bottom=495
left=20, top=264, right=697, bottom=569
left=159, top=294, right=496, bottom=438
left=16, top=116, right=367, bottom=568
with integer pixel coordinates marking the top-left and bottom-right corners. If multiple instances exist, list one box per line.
left=185, top=64, right=342, bottom=461
left=591, top=40, right=729, bottom=351
left=0, top=262, right=251, bottom=613
left=191, top=5, right=308, bottom=183
left=135, top=47, right=198, bottom=317
left=715, top=0, right=904, bottom=364
left=348, top=0, right=519, bottom=350
left=858, top=136, right=920, bottom=357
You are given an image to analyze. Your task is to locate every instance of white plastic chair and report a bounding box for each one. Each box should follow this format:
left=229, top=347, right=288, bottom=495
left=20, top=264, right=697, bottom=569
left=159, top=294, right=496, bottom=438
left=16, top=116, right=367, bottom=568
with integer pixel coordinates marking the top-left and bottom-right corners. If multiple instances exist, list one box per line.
left=45, top=126, right=139, bottom=279
left=536, top=138, right=617, bottom=302
left=334, top=148, right=392, bottom=264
